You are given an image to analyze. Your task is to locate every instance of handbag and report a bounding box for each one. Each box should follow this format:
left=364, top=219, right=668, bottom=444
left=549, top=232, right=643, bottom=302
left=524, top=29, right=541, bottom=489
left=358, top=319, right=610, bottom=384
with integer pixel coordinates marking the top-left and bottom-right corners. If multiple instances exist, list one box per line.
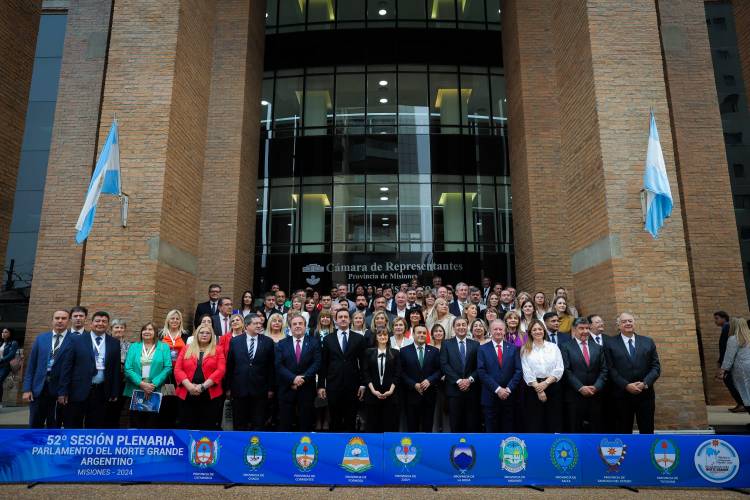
left=9, top=351, right=21, bottom=374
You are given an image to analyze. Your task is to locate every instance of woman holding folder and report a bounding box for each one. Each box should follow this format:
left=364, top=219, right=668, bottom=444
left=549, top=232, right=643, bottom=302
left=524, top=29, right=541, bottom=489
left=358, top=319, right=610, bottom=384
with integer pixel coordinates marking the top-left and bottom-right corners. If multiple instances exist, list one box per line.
left=123, top=322, right=173, bottom=428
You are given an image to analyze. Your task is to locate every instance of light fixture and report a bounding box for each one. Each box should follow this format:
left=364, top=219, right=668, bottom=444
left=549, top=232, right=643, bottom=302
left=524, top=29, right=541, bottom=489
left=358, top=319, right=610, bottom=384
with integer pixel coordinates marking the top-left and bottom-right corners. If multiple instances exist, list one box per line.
left=380, top=196, right=389, bottom=201
left=382, top=223, right=390, bottom=227
left=379, top=187, right=389, bottom=192
left=379, top=97, right=389, bottom=104
left=476, top=222, right=483, bottom=226
left=287, top=223, right=292, bottom=226
left=378, top=80, right=388, bottom=86
left=381, top=217, right=389, bottom=221
left=378, top=8, right=387, bottom=16
left=266, top=12, right=269, bottom=18
left=261, top=99, right=270, bottom=105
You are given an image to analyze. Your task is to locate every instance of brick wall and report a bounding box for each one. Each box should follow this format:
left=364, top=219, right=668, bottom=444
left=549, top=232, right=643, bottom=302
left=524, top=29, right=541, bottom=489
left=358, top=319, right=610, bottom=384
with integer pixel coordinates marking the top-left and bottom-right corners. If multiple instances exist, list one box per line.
left=26, top=0, right=112, bottom=341
left=658, top=0, right=749, bottom=405
left=195, top=0, right=266, bottom=318
left=733, top=0, right=750, bottom=100
left=501, top=0, right=575, bottom=304
left=553, top=0, right=707, bottom=429
left=78, top=0, right=216, bottom=331
left=0, top=0, right=41, bottom=273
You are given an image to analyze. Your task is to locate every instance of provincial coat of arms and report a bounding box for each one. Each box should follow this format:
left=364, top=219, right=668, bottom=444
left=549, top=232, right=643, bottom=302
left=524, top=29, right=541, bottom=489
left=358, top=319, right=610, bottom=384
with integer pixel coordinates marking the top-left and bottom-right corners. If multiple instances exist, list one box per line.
left=550, top=438, right=578, bottom=473
left=393, top=436, right=419, bottom=471
left=189, top=436, right=219, bottom=468
left=244, top=436, right=265, bottom=470
left=341, top=436, right=373, bottom=473
left=450, top=438, right=476, bottom=473
left=294, top=436, right=318, bottom=472
left=500, top=436, right=527, bottom=473
left=599, top=438, right=627, bottom=472
left=651, top=438, right=679, bottom=475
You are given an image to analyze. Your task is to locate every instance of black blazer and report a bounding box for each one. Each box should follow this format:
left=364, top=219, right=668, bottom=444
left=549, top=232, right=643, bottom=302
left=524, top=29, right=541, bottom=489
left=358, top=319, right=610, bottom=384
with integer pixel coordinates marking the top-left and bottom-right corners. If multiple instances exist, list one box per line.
left=604, top=333, right=661, bottom=394
left=194, top=300, right=217, bottom=327
left=440, top=337, right=480, bottom=398
left=225, top=334, right=275, bottom=398
left=275, top=335, right=321, bottom=403
left=449, top=301, right=463, bottom=318
left=361, top=347, right=401, bottom=403
left=560, top=339, right=608, bottom=401
left=317, top=330, right=367, bottom=393
left=211, top=314, right=231, bottom=337
left=548, top=331, right=572, bottom=346
left=58, top=333, right=121, bottom=402
left=399, top=343, right=442, bottom=404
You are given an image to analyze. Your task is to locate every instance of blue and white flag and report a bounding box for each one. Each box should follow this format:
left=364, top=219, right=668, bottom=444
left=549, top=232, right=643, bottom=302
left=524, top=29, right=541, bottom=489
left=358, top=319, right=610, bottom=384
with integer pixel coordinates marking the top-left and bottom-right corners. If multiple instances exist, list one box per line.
left=643, top=112, right=673, bottom=239
left=75, top=120, right=121, bottom=244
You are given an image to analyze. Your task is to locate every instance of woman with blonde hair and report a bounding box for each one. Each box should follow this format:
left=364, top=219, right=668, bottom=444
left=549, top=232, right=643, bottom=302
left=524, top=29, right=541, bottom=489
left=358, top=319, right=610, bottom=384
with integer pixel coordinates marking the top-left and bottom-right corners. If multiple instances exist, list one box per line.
left=427, top=297, right=455, bottom=339
left=369, top=310, right=392, bottom=336
left=175, top=324, right=226, bottom=429
left=265, top=312, right=286, bottom=343
left=390, top=317, right=414, bottom=351
left=218, top=313, right=246, bottom=356
left=463, top=303, right=479, bottom=325
left=159, top=309, right=188, bottom=428
left=504, top=310, right=526, bottom=348
left=719, top=317, right=750, bottom=416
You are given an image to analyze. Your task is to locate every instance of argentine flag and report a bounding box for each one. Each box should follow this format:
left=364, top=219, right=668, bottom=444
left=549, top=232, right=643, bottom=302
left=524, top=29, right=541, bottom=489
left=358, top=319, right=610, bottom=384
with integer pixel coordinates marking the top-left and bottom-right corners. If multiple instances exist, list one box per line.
left=643, top=112, right=673, bottom=239
left=75, top=120, right=121, bottom=244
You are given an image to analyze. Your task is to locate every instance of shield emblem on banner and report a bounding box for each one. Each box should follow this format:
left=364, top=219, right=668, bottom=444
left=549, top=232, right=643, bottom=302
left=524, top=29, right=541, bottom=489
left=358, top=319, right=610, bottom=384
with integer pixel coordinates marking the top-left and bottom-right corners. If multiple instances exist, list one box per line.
left=598, top=438, right=627, bottom=472
left=450, top=438, right=476, bottom=473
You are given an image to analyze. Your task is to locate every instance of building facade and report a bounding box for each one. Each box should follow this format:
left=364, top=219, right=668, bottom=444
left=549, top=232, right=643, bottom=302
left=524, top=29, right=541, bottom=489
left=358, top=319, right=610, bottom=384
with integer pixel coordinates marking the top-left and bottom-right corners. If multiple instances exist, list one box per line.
left=2, top=0, right=749, bottom=429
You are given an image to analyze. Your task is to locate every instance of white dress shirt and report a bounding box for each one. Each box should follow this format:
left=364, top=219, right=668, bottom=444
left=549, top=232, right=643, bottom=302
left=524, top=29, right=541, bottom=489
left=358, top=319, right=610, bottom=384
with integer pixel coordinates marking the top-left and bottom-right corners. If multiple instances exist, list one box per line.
left=621, top=333, right=636, bottom=351
left=219, top=313, right=231, bottom=334
left=377, top=348, right=387, bottom=385
left=337, top=329, right=350, bottom=352
left=590, top=333, right=603, bottom=346
left=51, top=330, right=67, bottom=352
left=521, top=340, right=564, bottom=385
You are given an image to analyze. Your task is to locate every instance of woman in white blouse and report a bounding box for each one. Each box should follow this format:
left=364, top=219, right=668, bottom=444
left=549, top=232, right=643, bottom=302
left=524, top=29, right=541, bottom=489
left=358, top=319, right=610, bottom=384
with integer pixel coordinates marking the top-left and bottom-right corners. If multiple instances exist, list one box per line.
left=390, top=317, right=414, bottom=350
left=520, top=319, right=564, bottom=433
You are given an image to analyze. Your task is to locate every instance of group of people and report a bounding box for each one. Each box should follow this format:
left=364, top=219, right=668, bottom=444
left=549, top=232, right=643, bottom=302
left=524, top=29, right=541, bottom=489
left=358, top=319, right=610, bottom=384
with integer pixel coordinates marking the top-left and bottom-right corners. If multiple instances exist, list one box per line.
left=19, top=277, right=663, bottom=435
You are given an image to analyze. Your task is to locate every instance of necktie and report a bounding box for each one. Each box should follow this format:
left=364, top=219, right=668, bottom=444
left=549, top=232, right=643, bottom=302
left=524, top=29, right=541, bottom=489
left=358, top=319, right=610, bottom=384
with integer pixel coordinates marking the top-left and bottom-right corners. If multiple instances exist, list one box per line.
left=211, top=302, right=216, bottom=315
left=594, top=336, right=601, bottom=345
left=248, top=337, right=256, bottom=360
left=295, top=339, right=302, bottom=363
left=379, top=353, right=385, bottom=379
left=224, top=317, right=229, bottom=334
left=459, top=340, right=466, bottom=368
left=581, top=341, right=590, bottom=366
left=52, top=334, right=61, bottom=357
left=418, top=346, right=424, bottom=368
left=95, top=336, right=102, bottom=346
left=550, top=333, right=557, bottom=345
left=497, top=343, right=503, bottom=367
left=628, top=338, right=635, bottom=358
left=341, top=331, right=348, bottom=353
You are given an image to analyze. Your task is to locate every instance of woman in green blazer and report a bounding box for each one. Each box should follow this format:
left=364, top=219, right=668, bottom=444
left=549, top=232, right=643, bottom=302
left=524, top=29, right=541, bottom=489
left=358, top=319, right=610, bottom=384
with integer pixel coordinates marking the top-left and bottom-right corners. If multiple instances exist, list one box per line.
left=124, top=322, right=173, bottom=428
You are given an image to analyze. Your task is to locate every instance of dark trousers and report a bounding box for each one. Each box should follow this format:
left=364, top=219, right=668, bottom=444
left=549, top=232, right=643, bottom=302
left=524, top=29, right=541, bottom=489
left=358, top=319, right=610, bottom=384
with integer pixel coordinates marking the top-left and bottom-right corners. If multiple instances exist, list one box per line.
left=129, top=401, right=159, bottom=429
left=65, top=384, right=108, bottom=429
left=29, top=381, right=63, bottom=429
left=447, top=391, right=480, bottom=433
left=0, top=366, right=10, bottom=402
left=524, top=380, right=563, bottom=433
left=327, top=390, right=358, bottom=432
left=724, top=372, right=745, bottom=407
left=482, top=397, right=515, bottom=433
left=615, top=389, right=655, bottom=434
left=601, top=384, right=617, bottom=433
left=232, top=395, right=268, bottom=431
left=365, top=398, right=399, bottom=432
left=279, top=394, right=314, bottom=432
left=565, top=394, right=603, bottom=433
left=406, top=395, right=435, bottom=433
left=179, top=393, right=221, bottom=430
left=158, top=395, right=180, bottom=428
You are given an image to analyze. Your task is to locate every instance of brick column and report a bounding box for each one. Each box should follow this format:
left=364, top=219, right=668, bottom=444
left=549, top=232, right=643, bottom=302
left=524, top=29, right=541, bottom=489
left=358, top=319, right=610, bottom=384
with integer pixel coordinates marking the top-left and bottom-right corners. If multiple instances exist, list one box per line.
left=0, top=0, right=41, bottom=271
left=78, top=0, right=217, bottom=327
left=501, top=0, right=574, bottom=300
left=195, top=0, right=266, bottom=313
left=552, top=0, right=706, bottom=429
left=26, top=0, right=113, bottom=341
left=658, top=0, right=749, bottom=405
left=733, top=0, right=750, bottom=98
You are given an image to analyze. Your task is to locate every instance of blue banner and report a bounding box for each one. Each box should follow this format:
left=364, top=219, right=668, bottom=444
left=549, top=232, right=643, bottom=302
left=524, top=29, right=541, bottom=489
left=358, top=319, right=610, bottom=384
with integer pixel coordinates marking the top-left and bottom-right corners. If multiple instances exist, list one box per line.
left=0, top=430, right=746, bottom=488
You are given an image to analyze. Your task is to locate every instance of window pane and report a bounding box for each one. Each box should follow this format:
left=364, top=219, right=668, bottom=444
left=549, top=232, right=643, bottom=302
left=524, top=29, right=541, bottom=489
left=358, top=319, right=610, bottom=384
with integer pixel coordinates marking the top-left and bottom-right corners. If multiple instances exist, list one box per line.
left=400, top=183, right=433, bottom=249
left=307, top=0, right=335, bottom=27
left=398, top=0, right=426, bottom=20
left=367, top=72, right=397, bottom=134
left=430, top=73, right=461, bottom=133
left=333, top=184, right=365, bottom=252
left=398, top=135, right=432, bottom=176
left=29, top=58, right=62, bottom=101
left=486, top=0, right=501, bottom=24
left=338, top=0, right=365, bottom=26
left=278, top=0, right=305, bottom=26
left=433, top=184, right=466, bottom=251
left=299, top=185, right=331, bottom=252
left=465, top=184, right=497, bottom=250
left=429, top=0, right=456, bottom=27
left=368, top=0, right=396, bottom=24
left=269, top=186, right=298, bottom=252
left=398, top=72, right=429, bottom=134
left=368, top=183, right=398, bottom=248
left=274, top=77, right=303, bottom=135
left=461, top=73, right=492, bottom=132
left=266, top=0, right=278, bottom=29
left=459, top=0, right=485, bottom=27
left=22, top=101, right=56, bottom=151
left=490, top=75, right=506, bottom=129
left=261, top=79, right=273, bottom=135
left=35, top=14, right=67, bottom=58
left=303, top=74, right=334, bottom=135
left=335, top=73, right=365, bottom=134
left=496, top=184, right=513, bottom=243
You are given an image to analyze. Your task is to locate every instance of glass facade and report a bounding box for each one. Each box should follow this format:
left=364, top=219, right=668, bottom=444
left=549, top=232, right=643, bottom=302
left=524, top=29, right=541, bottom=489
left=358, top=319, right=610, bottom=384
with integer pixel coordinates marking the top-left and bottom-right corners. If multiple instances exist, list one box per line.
left=706, top=1, right=750, bottom=303
left=266, top=0, right=501, bottom=32
left=255, top=64, right=512, bottom=291
left=4, top=12, right=67, bottom=292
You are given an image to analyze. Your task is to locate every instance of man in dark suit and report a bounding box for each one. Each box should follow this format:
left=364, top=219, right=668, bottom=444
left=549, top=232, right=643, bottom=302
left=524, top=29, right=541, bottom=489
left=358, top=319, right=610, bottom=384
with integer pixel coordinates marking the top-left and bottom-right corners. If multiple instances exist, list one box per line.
left=275, top=314, right=320, bottom=431
left=258, top=292, right=281, bottom=320
left=225, top=315, right=275, bottom=430
left=560, top=317, right=608, bottom=433
left=400, top=325, right=442, bottom=432
left=22, top=309, right=74, bottom=428
left=390, top=291, right=412, bottom=319
left=440, top=317, right=480, bottom=432
left=211, top=297, right=233, bottom=337
left=317, top=309, right=367, bottom=432
left=588, top=314, right=616, bottom=432
left=57, top=311, right=121, bottom=428
left=194, top=283, right=222, bottom=328
left=604, top=312, right=661, bottom=434
left=68, top=306, right=89, bottom=336
left=544, top=312, right=572, bottom=346
left=365, top=296, right=396, bottom=328
left=477, top=319, right=523, bottom=432
left=498, top=289, right=516, bottom=314
left=449, top=282, right=469, bottom=318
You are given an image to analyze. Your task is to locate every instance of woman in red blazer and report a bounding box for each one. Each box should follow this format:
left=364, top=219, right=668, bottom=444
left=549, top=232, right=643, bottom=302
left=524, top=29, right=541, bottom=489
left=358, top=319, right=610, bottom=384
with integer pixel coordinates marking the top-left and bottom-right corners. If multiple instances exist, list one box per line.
left=174, top=325, right=226, bottom=430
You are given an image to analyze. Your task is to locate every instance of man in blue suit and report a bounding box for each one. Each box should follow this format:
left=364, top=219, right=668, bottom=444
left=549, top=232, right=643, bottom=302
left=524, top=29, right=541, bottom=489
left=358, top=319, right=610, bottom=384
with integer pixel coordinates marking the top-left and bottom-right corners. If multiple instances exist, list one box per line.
left=477, top=319, right=522, bottom=432
left=22, top=309, right=74, bottom=428
left=400, top=325, right=442, bottom=432
left=440, top=317, right=480, bottom=432
left=57, top=311, right=121, bottom=428
left=544, top=312, right=572, bottom=346
left=226, top=315, right=275, bottom=430
left=275, top=314, right=321, bottom=431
